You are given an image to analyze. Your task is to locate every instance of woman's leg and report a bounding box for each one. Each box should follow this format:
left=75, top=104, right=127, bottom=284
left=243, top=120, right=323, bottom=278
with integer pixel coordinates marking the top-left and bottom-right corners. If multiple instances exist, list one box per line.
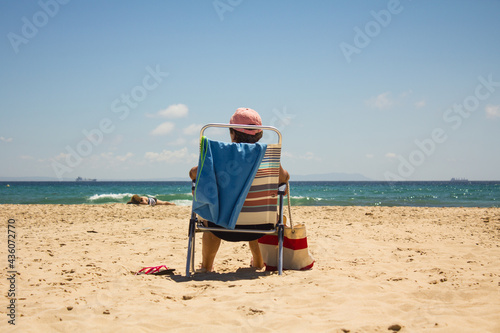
left=201, top=232, right=221, bottom=271
left=156, top=199, right=175, bottom=205
left=249, top=239, right=264, bottom=269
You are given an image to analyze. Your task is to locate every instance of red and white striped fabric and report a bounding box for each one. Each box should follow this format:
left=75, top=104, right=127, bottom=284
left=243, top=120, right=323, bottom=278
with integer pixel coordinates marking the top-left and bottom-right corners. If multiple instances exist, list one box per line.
left=258, top=223, right=315, bottom=271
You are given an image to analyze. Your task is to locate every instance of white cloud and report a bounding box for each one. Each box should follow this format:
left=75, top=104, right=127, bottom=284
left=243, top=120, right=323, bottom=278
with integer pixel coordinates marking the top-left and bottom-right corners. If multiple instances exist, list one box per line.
left=118, top=152, right=134, bottom=162
left=302, top=152, right=316, bottom=160
left=366, top=92, right=394, bottom=110
left=0, top=136, right=13, bottom=143
left=144, top=147, right=197, bottom=164
left=183, top=124, right=202, bottom=135
left=54, top=153, right=68, bottom=161
left=365, top=154, right=374, bottom=159
left=385, top=152, right=397, bottom=158
left=151, top=122, right=175, bottom=136
left=415, top=100, right=426, bottom=108
left=153, top=104, right=189, bottom=118
left=366, top=91, right=421, bottom=110
left=100, top=152, right=134, bottom=162
left=485, top=104, right=500, bottom=119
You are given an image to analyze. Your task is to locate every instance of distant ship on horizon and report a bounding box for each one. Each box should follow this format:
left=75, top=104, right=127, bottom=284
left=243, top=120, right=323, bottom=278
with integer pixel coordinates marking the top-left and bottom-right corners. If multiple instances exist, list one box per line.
left=76, top=177, right=97, bottom=182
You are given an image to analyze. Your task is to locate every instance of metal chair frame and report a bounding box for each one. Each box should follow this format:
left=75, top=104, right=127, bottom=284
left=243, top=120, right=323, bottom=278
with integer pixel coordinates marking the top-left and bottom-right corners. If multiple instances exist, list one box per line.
left=186, top=123, right=285, bottom=277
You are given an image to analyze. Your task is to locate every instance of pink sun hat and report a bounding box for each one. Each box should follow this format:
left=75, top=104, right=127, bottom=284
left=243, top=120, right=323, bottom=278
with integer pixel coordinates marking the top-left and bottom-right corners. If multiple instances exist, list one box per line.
left=229, top=108, right=263, bottom=135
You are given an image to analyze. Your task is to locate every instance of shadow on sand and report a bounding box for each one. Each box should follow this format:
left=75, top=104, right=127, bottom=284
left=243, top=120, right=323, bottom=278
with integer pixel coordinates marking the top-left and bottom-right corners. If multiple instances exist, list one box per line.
left=165, top=267, right=275, bottom=283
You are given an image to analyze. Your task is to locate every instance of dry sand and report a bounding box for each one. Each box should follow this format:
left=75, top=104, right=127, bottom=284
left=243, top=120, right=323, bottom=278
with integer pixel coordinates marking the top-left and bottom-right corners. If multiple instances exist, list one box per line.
left=1, top=204, right=499, bottom=332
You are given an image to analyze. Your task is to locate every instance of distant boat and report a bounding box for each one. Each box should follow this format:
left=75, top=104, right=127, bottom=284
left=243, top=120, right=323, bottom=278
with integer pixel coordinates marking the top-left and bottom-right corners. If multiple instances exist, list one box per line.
left=76, top=177, right=97, bottom=182
left=450, top=178, right=469, bottom=183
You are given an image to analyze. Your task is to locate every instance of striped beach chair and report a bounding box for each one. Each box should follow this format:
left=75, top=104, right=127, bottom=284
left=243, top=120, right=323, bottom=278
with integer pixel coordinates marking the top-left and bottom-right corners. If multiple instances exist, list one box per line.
left=186, top=123, right=286, bottom=277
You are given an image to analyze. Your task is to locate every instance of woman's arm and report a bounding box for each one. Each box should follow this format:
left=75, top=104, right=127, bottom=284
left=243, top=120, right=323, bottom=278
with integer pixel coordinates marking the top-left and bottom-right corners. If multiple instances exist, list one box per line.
left=279, top=165, right=289, bottom=184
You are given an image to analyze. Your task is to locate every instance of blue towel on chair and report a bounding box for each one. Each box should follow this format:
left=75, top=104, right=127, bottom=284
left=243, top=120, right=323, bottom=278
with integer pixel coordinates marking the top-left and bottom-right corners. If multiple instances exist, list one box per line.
left=193, top=137, right=267, bottom=229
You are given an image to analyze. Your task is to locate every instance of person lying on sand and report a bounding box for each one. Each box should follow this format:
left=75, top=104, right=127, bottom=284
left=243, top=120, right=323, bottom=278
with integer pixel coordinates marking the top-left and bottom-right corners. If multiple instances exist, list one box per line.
left=127, top=194, right=175, bottom=206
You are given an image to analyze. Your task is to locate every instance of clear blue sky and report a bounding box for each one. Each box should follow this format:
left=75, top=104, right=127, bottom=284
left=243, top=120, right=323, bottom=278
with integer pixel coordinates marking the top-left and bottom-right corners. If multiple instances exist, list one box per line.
left=1, top=0, right=499, bottom=181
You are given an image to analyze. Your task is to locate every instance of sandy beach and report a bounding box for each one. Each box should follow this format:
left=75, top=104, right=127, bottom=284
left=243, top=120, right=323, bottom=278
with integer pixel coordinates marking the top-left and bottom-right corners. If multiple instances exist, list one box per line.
left=1, top=204, right=499, bottom=332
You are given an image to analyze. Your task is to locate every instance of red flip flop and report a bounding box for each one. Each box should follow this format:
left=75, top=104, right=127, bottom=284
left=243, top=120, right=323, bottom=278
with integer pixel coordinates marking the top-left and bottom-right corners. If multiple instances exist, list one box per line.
left=136, top=265, right=175, bottom=275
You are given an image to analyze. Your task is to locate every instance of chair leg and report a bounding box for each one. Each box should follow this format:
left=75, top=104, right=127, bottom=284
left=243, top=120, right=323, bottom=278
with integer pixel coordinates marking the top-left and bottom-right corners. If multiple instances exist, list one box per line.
left=191, top=230, right=196, bottom=273
left=186, top=217, right=196, bottom=277
left=277, top=224, right=284, bottom=275
left=277, top=182, right=286, bottom=276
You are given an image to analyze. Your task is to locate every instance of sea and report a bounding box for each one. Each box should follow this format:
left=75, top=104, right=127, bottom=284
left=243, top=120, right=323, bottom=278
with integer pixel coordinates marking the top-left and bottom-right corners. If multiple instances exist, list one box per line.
left=0, top=181, right=499, bottom=207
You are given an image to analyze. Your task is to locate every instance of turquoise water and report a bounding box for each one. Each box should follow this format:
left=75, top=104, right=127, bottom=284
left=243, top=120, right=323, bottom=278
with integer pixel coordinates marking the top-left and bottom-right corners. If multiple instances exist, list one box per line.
left=289, top=181, right=499, bottom=207
left=0, top=181, right=499, bottom=207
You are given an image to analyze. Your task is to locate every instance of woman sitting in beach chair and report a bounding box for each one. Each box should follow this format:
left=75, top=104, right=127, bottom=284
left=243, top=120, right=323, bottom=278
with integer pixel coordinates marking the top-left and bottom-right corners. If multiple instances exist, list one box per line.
left=189, top=108, right=289, bottom=272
